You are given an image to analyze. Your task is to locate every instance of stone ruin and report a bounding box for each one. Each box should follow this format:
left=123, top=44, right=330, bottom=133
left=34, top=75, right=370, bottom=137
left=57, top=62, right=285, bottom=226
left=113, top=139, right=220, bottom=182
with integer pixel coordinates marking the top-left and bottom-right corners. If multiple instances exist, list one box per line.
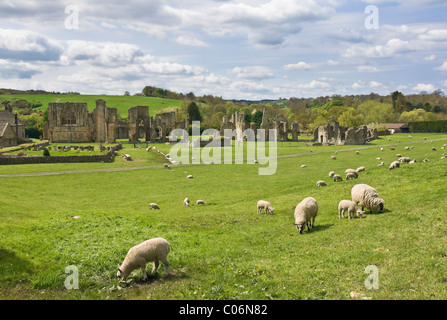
left=313, top=119, right=377, bottom=146
left=220, top=108, right=300, bottom=142
left=43, top=99, right=189, bottom=143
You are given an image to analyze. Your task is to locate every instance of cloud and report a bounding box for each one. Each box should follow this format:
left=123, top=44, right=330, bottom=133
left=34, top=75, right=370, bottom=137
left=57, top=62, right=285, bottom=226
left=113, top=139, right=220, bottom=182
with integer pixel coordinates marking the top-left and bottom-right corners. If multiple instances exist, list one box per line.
left=357, top=65, right=379, bottom=73
left=413, top=83, right=435, bottom=92
left=343, top=38, right=413, bottom=59
left=0, top=28, right=62, bottom=61
left=230, top=66, right=274, bottom=80
left=284, top=61, right=314, bottom=71
left=0, top=59, right=45, bottom=78
left=298, top=80, right=331, bottom=89
left=435, top=61, right=447, bottom=71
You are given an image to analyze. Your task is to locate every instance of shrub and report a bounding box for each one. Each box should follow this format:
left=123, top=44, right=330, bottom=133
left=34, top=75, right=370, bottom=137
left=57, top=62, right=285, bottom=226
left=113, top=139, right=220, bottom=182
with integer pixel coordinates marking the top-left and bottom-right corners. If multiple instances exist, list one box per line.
left=43, top=148, right=50, bottom=157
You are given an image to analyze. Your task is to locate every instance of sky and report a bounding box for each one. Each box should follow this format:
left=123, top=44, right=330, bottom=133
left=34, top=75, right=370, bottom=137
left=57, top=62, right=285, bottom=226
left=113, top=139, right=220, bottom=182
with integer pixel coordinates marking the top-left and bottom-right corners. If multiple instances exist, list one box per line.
left=0, top=0, right=446, bottom=100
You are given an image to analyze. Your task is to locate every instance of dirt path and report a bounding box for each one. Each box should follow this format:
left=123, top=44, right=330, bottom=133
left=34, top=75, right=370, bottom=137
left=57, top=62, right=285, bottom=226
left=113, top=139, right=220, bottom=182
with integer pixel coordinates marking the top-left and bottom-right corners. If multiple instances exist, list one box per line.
left=1, top=138, right=446, bottom=178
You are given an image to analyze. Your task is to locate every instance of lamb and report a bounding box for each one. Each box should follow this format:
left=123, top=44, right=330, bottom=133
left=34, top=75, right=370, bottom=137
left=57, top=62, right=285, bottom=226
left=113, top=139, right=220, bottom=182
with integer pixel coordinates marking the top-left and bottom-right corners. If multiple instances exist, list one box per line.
left=294, top=197, right=318, bottom=234
left=338, top=200, right=365, bottom=219
left=196, top=200, right=206, bottom=205
left=388, top=161, right=400, bottom=170
left=316, top=181, right=328, bottom=188
left=117, top=238, right=170, bottom=281
left=257, top=200, right=274, bottom=214
left=184, top=197, right=190, bottom=207
left=351, top=184, right=385, bottom=214
left=346, top=172, right=357, bottom=180
left=149, top=203, right=160, bottom=210
left=333, top=174, right=343, bottom=182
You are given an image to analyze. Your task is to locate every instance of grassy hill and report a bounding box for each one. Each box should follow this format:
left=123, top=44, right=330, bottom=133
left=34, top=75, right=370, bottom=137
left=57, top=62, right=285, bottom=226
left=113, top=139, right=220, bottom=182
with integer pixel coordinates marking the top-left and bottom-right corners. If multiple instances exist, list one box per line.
left=0, top=94, right=183, bottom=117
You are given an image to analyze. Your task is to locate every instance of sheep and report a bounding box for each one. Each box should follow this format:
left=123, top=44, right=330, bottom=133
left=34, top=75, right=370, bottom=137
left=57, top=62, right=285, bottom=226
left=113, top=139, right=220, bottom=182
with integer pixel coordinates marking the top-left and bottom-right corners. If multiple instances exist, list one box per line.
left=405, top=146, right=410, bottom=150
left=117, top=238, right=170, bottom=281
left=149, top=203, right=160, bottom=210
left=294, top=197, right=318, bottom=234
left=409, top=159, right=417, bottom=164
left=423, top=158, right=430, bottom=162
left=396, top=153, right=402, bottom=158
left=388, top=160, right=400, bottom=170
left=378, top=161, right=385, bottom=167
left=376, top=157, right=382, bottom=161
left=356, top=166, right=366, bottom=173
left=390, top=147, right=395, bottom=151
left=187, top=175, right=194, bottom=179
left=331, top=155, right=336, bottom=160
left=163, top=163, right=170, bottom=169
left=355, top=151, right=360, bottom=155
left=338, top=200, right=365, bottom=219
left=316, top=181, right=328, bottom=188
left=345, top=169, right=359, bottom=178
left=333, top=174, right=343, bottom=182
left=398, top=157, right=411, bottom=163
left=301, top=164, right=307, bottom=168
left=196, top=200, right=206, bottom=205
left=380, top=148, right=384, bottom=152
left=329, top=171, right=335, bottom=178
left=257, top=200, right=274, bottom=214
left=351, top=184, right=385, bottom=214
left=184, top=197, right=190, bottom=207
left=432, top=147, right=437, bottom=151
left=346, top=172, right=357, bottom=180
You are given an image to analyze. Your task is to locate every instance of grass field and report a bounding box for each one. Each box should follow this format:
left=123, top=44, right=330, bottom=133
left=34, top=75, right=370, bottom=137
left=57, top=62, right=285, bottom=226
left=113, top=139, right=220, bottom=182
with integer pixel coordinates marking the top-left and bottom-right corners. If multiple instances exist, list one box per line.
left=1, top=133, right=447, bottom=300
left=0, top=94, right=183, bottom=117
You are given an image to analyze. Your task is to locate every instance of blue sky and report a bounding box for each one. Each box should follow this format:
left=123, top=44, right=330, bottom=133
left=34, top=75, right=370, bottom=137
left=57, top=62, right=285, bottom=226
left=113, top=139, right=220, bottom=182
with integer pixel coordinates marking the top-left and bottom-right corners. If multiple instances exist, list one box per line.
left=0, top=0, right=446, bottom=100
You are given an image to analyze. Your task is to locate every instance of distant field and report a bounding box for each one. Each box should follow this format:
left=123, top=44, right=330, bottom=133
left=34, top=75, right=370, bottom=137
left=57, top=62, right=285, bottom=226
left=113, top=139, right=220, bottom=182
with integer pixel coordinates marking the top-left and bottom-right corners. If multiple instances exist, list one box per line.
left=1, top=133, right=447, bottom=300
left=0, top=94, right=183, bottom=117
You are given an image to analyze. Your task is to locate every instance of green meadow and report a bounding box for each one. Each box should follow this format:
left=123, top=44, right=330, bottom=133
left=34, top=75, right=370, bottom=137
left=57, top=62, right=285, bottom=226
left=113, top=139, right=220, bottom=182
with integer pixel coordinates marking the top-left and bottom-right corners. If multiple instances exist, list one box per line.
left=1, top=133, right=447, bottom=300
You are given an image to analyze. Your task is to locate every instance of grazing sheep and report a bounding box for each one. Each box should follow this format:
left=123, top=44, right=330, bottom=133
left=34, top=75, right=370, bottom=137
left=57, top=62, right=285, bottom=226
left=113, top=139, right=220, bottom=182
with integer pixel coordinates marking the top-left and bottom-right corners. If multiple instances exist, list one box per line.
left=184, top=197, right=190, bottom=207
left=316, top=181, right=328, bottom=188
left=196, top=200, right=206, bottom=205
left=149, top=203, right=160, bottom=210
left=187, top=175, right=194, bottom=179
left=146, top=147, right=152, bottom=152
left=388, top=161, right=400, bottom=170
left=378, top=161, right=385, bottom=167
left=390, top=147, right=395, bottom=151
left=351, top=184, right=385, bottom=214
left=294, top=197, right=318, bottom=234
left=432, top=147, right=437, bottom=151
left=333, top=174, right=343, bottom=182
left=331, top=155, right=336, bottom=160
left=409, top=159, right=417, bottom=164
left=423, top=158, right=430, bottom=162
left=355, top=151, right=360, bottom=155
left=396, top=153, right=402, bottom=158
left=301, top=164, right=307, bottom=168
left=257, top=200, right=274, bottom=214
left=345, top=169, right=359, bottom=178
left=163, top=163, right=170, bottom=169
left=380, top=148, right=384, bottom=152
left=338, top=200, right=365, bottom=219
left=376, top=157, right=382, bottom=161
left=346, top=172, right=357, bottom=180
left=117, top=238, right=170, bottom=281
left=405, top=146, right=410, bottom=150
left=329, top=171, right=335, bottom=178
left=399, top=157, right=411, bottom=163
left=356, top=166, right=366, bottom=173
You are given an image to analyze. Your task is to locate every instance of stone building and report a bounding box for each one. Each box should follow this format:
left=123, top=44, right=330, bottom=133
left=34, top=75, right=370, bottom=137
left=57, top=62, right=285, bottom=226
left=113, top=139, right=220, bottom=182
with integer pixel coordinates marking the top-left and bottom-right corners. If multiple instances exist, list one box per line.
left=0, top=101, right=26, bottom=148
left=313, top=119, right=377, bottom=146
left=220, top=108, right=300, bottom=142
left=43, top=99, right=188, bottom=143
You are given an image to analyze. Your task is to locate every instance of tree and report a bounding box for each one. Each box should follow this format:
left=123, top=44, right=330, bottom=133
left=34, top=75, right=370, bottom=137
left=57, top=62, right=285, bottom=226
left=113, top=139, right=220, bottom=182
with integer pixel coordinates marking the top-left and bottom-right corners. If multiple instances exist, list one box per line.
left=338, top=108, right=364, bottom=127
left=187, top=102, right=202, bottom=122
left=399, top=109, right=436, bottom=123
left=252, top=111, right=263, bottom=128
left=357, top=101, right=397, bottom=124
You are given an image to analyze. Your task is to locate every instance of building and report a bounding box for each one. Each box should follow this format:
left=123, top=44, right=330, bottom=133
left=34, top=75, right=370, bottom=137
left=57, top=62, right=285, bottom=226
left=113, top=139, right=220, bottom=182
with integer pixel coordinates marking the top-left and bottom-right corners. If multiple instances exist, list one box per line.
left=380, top=123, right=410, bottom=134
left=313, top=119, right=377, bottom=146
left=0, top=102, right=26, bottom=148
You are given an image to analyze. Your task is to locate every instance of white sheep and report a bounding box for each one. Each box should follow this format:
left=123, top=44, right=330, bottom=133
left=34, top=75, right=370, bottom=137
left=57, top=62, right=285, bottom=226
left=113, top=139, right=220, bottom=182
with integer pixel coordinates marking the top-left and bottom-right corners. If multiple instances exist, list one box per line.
left=196, top=200, right=206, bottom=205
left=376, top=157, right=382, bottom=161
left=294, top=197, right=318, bottom=234
left=378, top=161, right=385, bottom=167
left=409, top=159, right=417, bottom=164
left=380, top=147, right=384, bottom=152
left=338, top=200, right=365, bottom=219
left=187, top=175, right=194, bottom=179
left=117, top=238, right=170, bottom=281
left=423, top=158, right=430, bottom=162
left=432, top=147, right=437, bottom=151
left=331, top=155, right=336, bottom=160
left=356, top=166, right=366, bottom=173
left=399, top=157, right=411, bottom=163
left=329, top=171, right=335, bottom=178
left=149, top=203, right=160, bottom=210
left=351, top=184, right=385, bottom=214
left=333, top=174, right=343, bottom=182
left=396, top=153, right=402, bottom=158
left=345, top=169, right=359, bottom=178
left=390, top=147, right=395, bottom=151
left=257, top=200, right=274, bottom=214
left=316, top=181, right=328, bottom=188
left=184, top=197, right=190, bottom=207
left=388, top=160, right=400, bottom=170
left=355, top=151, right=360, bottom=155
left=346, top=172, right=357, bottom=180
left=301, top=164, right=307, bottom=168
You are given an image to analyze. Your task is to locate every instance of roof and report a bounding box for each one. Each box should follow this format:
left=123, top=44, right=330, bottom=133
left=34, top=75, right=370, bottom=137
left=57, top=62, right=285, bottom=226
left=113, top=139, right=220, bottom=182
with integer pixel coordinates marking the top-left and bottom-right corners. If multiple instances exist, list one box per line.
left=0, top=110, right=25, bottom=126
left=380, top=123, right=409, bottom=129
left=0, top=122, right=9, bottom=137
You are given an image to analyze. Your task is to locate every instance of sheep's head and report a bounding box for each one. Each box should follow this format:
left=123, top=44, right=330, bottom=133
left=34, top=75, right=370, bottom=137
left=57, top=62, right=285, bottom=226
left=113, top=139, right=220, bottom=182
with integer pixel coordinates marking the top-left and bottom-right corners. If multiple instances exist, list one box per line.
left=116, top=265, right=123, bottom=278
left=295, top=223, right=306, bottom=234
left=356, top=210, right=365, bottom=218
left=268, top=207, right=275, bottom=214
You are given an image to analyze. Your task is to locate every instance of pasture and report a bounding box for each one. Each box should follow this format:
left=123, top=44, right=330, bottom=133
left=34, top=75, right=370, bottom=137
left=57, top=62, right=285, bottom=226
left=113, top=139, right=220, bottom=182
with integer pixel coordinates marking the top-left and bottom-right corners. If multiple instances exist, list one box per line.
left=0, top=133, right=446, bottom=300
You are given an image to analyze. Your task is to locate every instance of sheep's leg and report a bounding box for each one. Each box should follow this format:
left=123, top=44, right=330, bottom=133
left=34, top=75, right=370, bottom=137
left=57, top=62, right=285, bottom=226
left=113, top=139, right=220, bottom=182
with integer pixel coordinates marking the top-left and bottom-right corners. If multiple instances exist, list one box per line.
left=161, top=258, right=170, bottom=277
left=152, top=260, right=159, bottom=275
left=141, top=265, right=147, bottom=281
left=311, top=217, right=315, bottom=228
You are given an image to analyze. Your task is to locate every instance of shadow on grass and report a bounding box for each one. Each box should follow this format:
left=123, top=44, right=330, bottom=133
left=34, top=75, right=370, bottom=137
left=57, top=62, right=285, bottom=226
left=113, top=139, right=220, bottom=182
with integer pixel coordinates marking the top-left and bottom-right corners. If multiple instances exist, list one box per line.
left=0, top=249, right=34, bottom=281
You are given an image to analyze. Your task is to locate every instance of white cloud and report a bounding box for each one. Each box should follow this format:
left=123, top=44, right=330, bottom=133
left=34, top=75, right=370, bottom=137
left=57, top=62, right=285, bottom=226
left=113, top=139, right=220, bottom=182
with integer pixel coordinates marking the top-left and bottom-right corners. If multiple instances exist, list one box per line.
left=357, top=65, right=379, bottom=73
left=230, top=66, right=274, bottom=80
left=343, top=38, right=413, bottom=59
left=435, top=61, right=447, bottom=71
left=413, top=83, right=435, bottom=92
left=284, top=61, right=314, bottom=71
left=424, top=54, right=436, bottom=61
left=298, top=80, right=330, bottom=89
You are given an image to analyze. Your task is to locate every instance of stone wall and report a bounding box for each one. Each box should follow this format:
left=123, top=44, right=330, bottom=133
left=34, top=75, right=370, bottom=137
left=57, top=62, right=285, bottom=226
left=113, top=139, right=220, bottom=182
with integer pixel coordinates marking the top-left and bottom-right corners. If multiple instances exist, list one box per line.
left=0, top=144, right=122, bottom=165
